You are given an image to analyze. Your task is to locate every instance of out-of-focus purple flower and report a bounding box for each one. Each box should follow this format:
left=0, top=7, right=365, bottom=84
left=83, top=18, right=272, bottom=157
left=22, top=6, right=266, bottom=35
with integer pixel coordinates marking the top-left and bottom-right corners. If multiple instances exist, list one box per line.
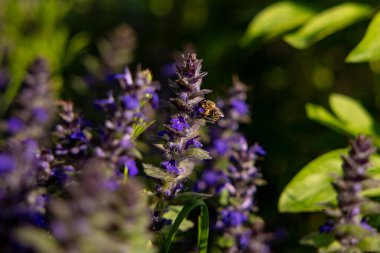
left=231, top=98, right=249, bottom=116
left=4, top=58, right=54, bottom=142
left=6, top=117, right=24, bottom=134
left=251, top=143, right=267, bottom=157
left=319, top=220, right=334, bottom=234
left=221, top=209, right=247, bottom=227
left=122, top=94, right=140, bottom=110
left=214, top=139, right=229, bottom=155
left=124, top=157, right=138, bottom=176
left=237, top=232, right=250, bottom=250
left=161, top=160, right=180, bottom=174
left=33, top=107, right=49, bottom=123
left=0, top=139, right=46, bottom=252
left=0, top=154, right=15, bottom=174
left=170, top=115, right=189, bottom=132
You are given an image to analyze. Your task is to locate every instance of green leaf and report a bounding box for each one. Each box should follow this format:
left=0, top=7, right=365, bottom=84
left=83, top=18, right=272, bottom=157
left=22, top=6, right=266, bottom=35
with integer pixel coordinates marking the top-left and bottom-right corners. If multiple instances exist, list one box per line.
left=197, top=204, right=209, bottom=253
left=163, top=206, right=194, bottom=232
left=305, top=103, right=351, bottom=136
left=329, top=93, right=375, bottom=135
left=169, top=192, right=212, bottom=205
left=131, top=120, right=155, bottom=141
left=285, top=2, right=372, bottom=49
left=300, top=232, right=335, bottom=248
left=182, top=148, right=212, bottom=160
left=306, top=94, right=380, bottom=141
left=143, top=164, right=176, bottom=182
left=63, top=32, right=89, bottom=67
left=217, top=236, right=235, bottom=248
left=346, top=11, right=380, bottom=63
left=279, top=149, right=380, bottom=213
left=15, top=226, right=60, bottom=253
left=240, top=1, right=316, bottom=46
left=359, top=235, right=380, bottom=252
left=163, top=199, right=209, bottom=253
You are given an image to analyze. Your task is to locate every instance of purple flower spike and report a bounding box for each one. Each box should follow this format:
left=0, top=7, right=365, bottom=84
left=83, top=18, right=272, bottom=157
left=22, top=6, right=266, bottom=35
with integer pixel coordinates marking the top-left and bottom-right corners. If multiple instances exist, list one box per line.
left=95, top=67, right=159, bottom=179
left=170, top=115, right=189, bottom=132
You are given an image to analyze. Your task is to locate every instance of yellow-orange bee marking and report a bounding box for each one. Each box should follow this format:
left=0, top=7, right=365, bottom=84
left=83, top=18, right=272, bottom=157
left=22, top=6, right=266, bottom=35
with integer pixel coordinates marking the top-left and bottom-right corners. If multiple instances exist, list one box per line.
left=200, top=100, right=224, bottom=123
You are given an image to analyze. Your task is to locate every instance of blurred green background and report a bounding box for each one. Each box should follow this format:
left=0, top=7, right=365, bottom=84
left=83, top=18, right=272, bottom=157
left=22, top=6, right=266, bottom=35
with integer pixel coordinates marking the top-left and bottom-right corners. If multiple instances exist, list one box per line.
left=2, top=0, right=380, bottom=252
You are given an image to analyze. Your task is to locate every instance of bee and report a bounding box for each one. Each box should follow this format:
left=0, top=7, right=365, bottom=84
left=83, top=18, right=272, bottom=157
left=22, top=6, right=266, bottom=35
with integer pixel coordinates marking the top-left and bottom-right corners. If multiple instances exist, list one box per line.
left=200, top=100, right=224, bottom=123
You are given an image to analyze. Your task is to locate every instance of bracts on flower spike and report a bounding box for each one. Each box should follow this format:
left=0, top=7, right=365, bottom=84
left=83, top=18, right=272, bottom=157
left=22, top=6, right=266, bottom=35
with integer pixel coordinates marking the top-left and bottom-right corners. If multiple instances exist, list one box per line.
left=143, top=53, right=223, bottom=231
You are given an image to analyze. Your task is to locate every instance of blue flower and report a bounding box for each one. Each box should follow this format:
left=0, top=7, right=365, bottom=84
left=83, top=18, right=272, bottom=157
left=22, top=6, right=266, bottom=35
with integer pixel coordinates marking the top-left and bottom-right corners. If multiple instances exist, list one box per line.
left=122, top=94, right=140, bottom=110
left=0, top=154, right=15, bottom=174
left=237, top=232, right=250, bottom=250
left=251, top=143, right=266, bottom=157
left=319, top=220, right=334, bottom=234
left=214, top=139, right=229, bottom=155
left=125, top=158, right=138, bottom=176
left=7, top=117, right=24, bottom=133
left=231, top=99, right=249, bottom=116
left=221, top=209, right=247, bottom=227
left=70, top=131, right=87, bottom=141
left=161, top=160, right=180, bottom=174
left=185, top=137, right=203, bottom=149
left=170, top=116, right=189, bottom=132
left=33, top=107, right=49, bottom=123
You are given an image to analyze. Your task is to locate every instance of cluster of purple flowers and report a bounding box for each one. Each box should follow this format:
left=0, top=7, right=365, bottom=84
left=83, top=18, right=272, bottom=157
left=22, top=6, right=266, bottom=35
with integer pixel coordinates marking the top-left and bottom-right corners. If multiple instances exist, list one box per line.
left=45, top=159, right=154, bottom=253
left=0, top=59, right=53, bottom=252
left=95, top=67, right=159, bottom=177
left=37, top=100, right=92, bottom=186
left=196, top=78, right=271, bottom=253
left=317, top=134, right=380, bottom=252
left=0, top=56, right=159, bottom=252
left=2, top=58, right=54, bottom=142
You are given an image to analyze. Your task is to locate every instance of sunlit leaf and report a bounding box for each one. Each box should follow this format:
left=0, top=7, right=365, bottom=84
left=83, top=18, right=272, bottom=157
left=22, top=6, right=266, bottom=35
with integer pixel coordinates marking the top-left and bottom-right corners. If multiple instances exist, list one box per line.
left=278, top=149, right=380, bottom=213
left=15, top=226, right=60, bottom=253
left=305, top=103, right=350, bottom=136
left=182, top=148, right=212, bottom=160
left=163, top=199, right=209, bottom=253
left=346, top=11, right=380, bottom=62
left=300, top=232, right=335, bottom=248
left=240, top=1, right=316, bottom=46
left=163, top=206, right=194, bottom=232
left=359, top=235, right=380, bottom=252
left=329, top=93, right=375, bottom=135
left=143, top=163, right=176, bottom=182
left=285, top=2, right=372, bottom=49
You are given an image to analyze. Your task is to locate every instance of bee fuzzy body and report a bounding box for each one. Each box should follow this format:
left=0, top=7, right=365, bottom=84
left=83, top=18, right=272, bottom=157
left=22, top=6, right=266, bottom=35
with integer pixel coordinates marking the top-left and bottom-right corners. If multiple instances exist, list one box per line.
left=199, top=100, right=224, bottom=123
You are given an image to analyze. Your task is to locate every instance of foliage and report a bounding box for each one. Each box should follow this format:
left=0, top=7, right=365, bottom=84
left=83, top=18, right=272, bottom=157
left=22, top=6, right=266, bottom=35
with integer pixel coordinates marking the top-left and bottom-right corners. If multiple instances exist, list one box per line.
left=243, top=1, right=380, bottom=62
